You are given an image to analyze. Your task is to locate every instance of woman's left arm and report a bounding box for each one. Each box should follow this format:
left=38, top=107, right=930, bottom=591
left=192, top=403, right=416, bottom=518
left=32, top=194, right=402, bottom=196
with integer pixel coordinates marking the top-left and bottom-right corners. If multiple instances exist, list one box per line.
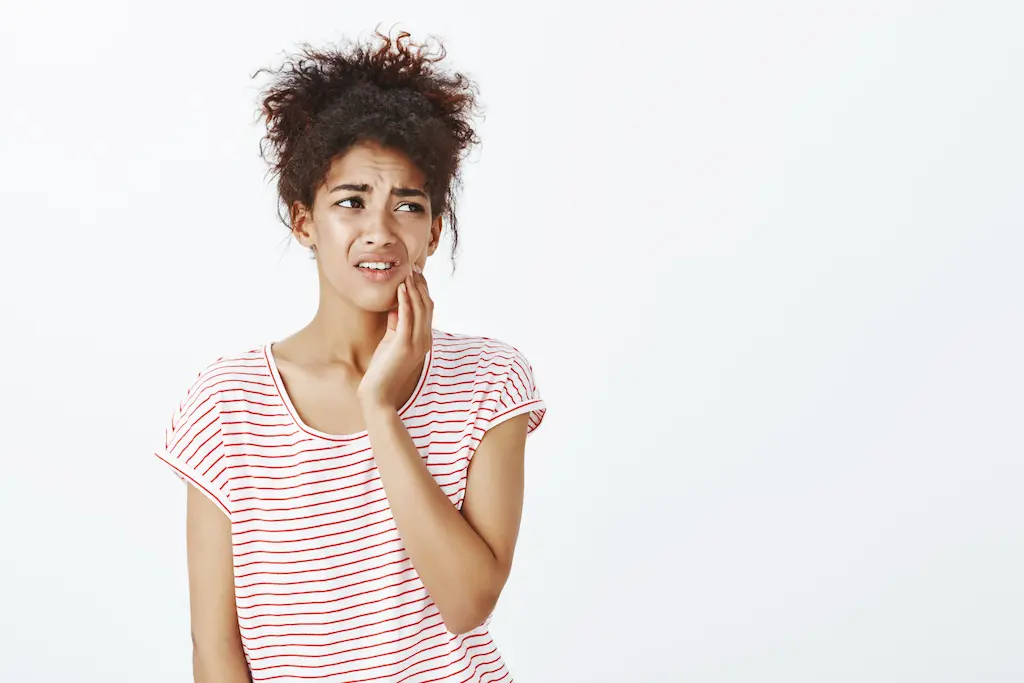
left=362, top=404, right=529, bottom=635
left=358, top=267, right=530, bottom=635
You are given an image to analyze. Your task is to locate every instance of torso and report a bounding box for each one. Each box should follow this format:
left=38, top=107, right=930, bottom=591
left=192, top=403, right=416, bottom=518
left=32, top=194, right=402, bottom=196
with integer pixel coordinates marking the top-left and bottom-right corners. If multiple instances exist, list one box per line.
left=158, top=329, right=546, bottom=682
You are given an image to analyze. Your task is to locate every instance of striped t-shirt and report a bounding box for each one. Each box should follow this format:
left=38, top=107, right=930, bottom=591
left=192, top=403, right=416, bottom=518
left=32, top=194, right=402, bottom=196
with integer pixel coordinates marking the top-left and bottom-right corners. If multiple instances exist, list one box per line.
left=155, top=329, right=547, bottom=682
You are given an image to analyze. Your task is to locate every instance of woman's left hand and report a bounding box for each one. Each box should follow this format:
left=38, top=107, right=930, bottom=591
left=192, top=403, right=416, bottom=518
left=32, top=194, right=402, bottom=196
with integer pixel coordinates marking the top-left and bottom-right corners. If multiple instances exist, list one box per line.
left=357, top=266, right=433, bottom=410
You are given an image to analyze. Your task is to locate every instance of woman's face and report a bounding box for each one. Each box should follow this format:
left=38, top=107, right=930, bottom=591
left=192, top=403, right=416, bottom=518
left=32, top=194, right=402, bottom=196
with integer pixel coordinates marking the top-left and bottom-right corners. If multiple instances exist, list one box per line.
left=292, top=141, right=442, bottom=313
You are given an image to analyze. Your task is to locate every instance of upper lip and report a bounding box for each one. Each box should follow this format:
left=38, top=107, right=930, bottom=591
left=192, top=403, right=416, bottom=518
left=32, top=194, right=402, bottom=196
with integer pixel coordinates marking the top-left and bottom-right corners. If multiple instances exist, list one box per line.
left=353, top=253, right=402, bottom=266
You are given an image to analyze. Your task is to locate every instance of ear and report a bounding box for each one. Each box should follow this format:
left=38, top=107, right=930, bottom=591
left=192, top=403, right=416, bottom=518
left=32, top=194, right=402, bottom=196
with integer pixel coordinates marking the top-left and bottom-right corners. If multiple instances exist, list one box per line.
left=426, top=215, right=443, bottom=257
left=290, top=201, right=316, bottom=249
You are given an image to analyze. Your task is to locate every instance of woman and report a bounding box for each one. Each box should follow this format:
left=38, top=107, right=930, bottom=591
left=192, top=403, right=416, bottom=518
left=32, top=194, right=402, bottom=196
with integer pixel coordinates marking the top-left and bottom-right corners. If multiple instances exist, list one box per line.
left=155, top=29, right=547, bottom=683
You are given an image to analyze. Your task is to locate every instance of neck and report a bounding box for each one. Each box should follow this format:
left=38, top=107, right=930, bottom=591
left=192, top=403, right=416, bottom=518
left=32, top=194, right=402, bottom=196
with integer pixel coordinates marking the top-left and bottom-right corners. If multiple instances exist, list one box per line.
left=302, top=295, right=389, bottom=373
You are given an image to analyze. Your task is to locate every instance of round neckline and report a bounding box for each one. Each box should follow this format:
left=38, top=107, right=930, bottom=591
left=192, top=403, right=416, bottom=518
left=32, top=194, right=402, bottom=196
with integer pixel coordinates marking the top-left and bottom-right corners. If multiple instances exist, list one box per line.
left=262, top=333, right=434, bottom=442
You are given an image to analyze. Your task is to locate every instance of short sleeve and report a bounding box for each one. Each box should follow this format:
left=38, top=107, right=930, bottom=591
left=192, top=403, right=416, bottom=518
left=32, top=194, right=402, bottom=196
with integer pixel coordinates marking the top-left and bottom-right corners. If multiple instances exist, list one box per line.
left=154, top=367, right=232, bottom=517
left=479, top=344, right=547, bottom=436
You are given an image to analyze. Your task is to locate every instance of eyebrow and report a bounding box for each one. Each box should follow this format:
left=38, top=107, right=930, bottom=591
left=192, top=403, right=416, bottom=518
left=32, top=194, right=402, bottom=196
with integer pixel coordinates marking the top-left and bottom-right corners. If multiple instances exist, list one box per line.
left=328, top=183, right=428, bottom=199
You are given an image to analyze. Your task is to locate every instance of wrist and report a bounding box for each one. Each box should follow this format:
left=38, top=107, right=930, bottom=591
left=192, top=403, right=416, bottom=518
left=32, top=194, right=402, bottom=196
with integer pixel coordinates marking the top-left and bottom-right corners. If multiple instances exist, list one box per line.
left=358, top=392, right=398, bottom=418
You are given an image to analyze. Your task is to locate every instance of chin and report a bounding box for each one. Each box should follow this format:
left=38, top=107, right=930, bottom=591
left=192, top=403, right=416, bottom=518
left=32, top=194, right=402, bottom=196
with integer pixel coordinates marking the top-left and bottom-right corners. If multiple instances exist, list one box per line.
left=323, top=269, right=398, bottom=313
left=348, top=287, right=399, bottom=313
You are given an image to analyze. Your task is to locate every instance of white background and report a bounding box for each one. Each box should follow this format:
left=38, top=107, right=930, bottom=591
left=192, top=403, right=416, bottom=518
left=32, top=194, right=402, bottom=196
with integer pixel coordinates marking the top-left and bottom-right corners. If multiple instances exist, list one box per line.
left=0, top=1, right=1021, bottom=681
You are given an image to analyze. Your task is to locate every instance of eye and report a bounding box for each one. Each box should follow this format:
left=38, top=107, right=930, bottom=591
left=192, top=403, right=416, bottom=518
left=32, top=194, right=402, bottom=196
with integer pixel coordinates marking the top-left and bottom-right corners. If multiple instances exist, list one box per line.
left=335, top=196, right=364, bottom=208
left=396, top=202, right=425, bottom=213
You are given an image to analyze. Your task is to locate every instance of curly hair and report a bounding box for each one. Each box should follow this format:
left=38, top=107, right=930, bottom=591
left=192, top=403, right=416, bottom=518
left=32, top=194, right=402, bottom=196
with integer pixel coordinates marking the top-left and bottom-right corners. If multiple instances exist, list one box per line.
left=253, top=27, right=482, bottom=261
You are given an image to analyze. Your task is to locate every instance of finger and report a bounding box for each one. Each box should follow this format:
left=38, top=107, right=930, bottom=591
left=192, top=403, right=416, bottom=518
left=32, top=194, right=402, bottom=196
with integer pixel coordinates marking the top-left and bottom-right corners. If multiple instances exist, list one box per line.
left=396, top=282, right=412, bottom=340
left=409, top=266, right=432, bottom=348
left=411, top=268, right=433, bottom=335
left=415, top=272, right=434, bottom=323
left=413, top=264, right=430, bottom=295
left=405, top=273, right=426, bottom=345
left=414, top=269, right=429, bottom=295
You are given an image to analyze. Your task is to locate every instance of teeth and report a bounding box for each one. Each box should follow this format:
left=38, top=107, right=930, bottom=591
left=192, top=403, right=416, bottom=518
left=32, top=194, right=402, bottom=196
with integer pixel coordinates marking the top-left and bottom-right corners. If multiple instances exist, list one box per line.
left=358, top=262, right=393, bottom=270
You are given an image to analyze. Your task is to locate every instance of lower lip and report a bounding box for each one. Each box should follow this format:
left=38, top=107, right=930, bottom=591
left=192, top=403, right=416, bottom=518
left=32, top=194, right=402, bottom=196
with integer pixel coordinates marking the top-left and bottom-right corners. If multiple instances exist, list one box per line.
left=356, top=266, right=401, bottom=282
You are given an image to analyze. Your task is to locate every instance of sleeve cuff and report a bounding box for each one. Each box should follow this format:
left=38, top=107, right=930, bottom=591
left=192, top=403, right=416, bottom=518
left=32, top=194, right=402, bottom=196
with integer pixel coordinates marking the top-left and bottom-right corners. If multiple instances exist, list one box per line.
left=153, top=449, right=232, bottom=517
left=485, top=398, right=547, bottom=435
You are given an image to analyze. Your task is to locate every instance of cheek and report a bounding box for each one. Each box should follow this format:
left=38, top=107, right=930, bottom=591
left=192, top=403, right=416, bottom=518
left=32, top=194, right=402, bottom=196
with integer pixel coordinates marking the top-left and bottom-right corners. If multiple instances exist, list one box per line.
left=402, top=229, right=433, bottom=264
left=316, top=222, right=355, bottom=257
left=313, top=226, right=359, bottom=288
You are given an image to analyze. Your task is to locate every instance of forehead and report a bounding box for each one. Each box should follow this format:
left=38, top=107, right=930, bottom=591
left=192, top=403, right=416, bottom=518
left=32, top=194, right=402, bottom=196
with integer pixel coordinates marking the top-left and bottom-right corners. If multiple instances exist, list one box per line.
left=325, top=141, right=426, bottom=186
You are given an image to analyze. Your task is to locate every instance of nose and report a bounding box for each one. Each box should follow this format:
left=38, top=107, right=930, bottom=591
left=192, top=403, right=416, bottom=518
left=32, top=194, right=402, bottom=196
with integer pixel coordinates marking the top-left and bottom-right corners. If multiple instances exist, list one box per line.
left=359, top=208, right=398, bottom=247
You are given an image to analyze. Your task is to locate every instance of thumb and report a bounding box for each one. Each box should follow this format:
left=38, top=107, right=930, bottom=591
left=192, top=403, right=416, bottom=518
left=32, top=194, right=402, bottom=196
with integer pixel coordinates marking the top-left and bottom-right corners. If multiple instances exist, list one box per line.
left=387, top=307, right=399, bottom=332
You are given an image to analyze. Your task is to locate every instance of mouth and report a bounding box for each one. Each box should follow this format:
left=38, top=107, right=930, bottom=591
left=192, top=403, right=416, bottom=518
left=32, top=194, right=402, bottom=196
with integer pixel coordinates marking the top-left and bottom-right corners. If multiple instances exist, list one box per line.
left=355, top=259, right=402, bottom=282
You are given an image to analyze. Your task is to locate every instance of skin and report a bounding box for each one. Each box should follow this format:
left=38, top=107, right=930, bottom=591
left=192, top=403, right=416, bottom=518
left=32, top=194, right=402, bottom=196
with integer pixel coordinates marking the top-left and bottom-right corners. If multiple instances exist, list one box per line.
left=187, top=487, right=251, bottom=682
left=186, top=140, right=531, bottom=681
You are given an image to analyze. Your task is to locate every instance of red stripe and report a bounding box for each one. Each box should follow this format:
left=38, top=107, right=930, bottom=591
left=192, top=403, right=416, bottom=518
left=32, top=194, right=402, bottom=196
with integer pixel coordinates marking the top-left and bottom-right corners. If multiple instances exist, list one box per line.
left=239, top=587, right=430, bottom=631
left=241, top=609, right=438, bottom=645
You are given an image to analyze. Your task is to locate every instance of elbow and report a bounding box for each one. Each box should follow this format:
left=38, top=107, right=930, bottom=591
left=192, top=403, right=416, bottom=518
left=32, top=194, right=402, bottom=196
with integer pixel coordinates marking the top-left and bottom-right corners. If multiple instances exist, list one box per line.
left=442, top=614, right=487, bottom=636
left=436, top=559, right=511, bottom=635
left=439, top=588, right=500, bottom=636
left=190, top=631, right=250, bottom=683
left=443, top=615, right=485, bottom=636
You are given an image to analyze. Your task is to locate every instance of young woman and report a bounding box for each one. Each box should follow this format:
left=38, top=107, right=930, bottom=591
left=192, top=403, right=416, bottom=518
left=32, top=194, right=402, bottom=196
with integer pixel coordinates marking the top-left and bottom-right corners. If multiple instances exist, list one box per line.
left=155, top=30, right=546, bottom=683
